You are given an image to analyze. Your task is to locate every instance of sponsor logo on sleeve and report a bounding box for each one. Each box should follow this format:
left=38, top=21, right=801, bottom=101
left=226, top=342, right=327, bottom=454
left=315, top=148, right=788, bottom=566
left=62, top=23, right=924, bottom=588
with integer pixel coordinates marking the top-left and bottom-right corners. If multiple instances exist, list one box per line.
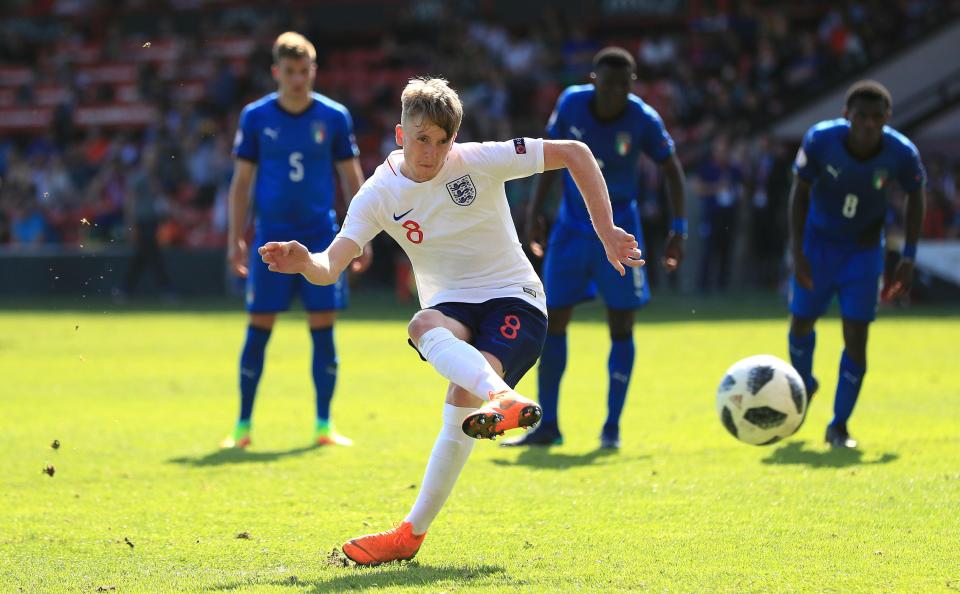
left=513, top=138, right=526, bottom=154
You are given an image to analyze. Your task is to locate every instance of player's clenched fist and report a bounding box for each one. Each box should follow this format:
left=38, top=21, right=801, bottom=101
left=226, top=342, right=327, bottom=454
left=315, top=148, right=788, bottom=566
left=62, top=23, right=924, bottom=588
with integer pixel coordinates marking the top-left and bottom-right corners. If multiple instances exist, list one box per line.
left=259, top=241, right=311, bottom=274
left=600, top=226, right=645, bottom=276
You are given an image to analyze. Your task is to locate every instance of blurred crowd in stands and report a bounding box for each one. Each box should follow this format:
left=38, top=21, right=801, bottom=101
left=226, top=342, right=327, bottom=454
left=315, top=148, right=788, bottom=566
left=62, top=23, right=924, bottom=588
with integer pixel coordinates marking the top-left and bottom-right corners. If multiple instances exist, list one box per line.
left=1, top=0, right=958, bottom=293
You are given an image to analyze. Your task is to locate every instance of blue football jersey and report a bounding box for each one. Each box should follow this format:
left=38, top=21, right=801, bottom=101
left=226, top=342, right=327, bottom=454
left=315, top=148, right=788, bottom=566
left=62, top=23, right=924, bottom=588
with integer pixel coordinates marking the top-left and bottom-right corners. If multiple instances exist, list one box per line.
left=233, top=92, right=359, bottom=236
left=546, top=85, right=675, bottom=232
left=793, top=119, right=925, bottom=247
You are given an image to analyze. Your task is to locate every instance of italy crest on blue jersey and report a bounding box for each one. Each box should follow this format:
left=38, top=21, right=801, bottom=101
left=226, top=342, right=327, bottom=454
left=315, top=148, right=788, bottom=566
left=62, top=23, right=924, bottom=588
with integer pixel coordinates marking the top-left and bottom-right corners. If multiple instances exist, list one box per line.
left=793, top=119, right=925, bottom=247
left=233, top=92, right=359, bottom=237
left=545, top=84, right=675, bottom=233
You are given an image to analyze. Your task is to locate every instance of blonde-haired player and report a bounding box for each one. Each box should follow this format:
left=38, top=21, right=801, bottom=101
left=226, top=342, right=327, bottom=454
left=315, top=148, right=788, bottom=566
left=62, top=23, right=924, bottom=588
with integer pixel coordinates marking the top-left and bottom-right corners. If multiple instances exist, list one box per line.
left=260, top=77, right=643, bottom=565
left=222, top=31, right=368, bottom=449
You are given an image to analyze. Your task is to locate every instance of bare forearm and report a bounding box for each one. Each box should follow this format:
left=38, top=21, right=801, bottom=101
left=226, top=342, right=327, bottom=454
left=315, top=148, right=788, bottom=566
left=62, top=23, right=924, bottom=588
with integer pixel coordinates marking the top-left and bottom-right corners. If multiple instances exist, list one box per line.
left=298, top=237, right=360, bottom=285
left=789, top=179, right=810, bottom=253
left=337, top=158, right=365, bottom=207
left=563, top=142, right=616, bottom=235
left=228, top=180, right=251, bottom=242
left=903, top=189, right=925, bottom=247
left=302, top=252, right=340, bottom=286
left=663, top=155, right=686, bottom=219
left=528, top=168, right=561, bottom=219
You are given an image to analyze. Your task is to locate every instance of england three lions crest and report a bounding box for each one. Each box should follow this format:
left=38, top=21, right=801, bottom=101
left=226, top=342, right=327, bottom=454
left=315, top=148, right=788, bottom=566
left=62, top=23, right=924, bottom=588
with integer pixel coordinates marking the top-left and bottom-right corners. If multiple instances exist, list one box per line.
left=446, top=174, right=477, bottom=206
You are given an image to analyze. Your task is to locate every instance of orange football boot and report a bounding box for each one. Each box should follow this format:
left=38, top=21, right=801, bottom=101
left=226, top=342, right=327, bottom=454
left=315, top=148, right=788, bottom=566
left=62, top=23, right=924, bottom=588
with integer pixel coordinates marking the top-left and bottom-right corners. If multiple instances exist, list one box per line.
left=461, top=389, right=542, bottom=440
left=342, top=521, right=425, bottom=566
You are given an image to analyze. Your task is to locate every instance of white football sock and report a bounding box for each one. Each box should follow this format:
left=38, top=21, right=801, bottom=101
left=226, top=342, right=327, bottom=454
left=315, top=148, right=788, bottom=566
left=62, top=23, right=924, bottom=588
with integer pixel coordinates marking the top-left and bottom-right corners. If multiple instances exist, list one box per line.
left=405, top=404, right=478, bottom=535
left=417, top=327, right=510, bottom=400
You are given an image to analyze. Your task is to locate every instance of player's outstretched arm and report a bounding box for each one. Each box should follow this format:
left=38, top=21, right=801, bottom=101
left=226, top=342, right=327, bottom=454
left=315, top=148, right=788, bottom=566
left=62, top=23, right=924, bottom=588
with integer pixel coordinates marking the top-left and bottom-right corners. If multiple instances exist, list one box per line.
left=788, top=177, right=814, bottom=290
left=258, top=236, right=360, bottom=286
left=543, top=140, right=644, bottom=276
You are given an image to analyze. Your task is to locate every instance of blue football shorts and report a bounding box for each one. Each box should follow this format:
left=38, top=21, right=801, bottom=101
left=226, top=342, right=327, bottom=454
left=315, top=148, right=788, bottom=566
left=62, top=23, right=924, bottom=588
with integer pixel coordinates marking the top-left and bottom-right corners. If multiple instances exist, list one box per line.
left=542, top=210, right=650, bottom=310
left=790, top=232, right=883, bottom=322
left=246, top=230, right=348, bottom=313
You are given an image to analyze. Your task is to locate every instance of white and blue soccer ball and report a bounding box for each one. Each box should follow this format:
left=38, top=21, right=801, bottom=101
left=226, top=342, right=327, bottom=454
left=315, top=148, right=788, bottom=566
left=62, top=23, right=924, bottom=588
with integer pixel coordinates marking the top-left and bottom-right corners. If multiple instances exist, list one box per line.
left=716, top=354, right=808, bottom=446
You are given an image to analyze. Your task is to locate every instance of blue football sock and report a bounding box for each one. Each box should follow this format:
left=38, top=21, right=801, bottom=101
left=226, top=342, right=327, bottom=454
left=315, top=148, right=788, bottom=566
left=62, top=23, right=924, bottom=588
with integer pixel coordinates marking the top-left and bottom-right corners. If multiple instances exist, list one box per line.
left=239, top=325, right=272, bottom=423
left=311, top=326, right=338, bottom=422
left=788, top=331, right=817, bottom=393
left=604, top=336, right=635, bottom=429
left=537, top=333, right=567, bottom=426
left=831, top=350, right=866, bottom=431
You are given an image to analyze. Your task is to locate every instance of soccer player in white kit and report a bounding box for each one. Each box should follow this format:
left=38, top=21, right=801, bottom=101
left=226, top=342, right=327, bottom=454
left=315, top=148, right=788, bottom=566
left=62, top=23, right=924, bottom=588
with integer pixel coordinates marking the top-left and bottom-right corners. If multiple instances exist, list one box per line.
left=259, top=78, right=644, bottom=565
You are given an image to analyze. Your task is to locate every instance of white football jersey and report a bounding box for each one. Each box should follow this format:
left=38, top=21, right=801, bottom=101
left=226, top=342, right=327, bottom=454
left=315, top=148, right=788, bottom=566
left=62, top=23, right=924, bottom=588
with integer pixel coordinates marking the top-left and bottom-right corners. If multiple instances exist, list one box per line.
left=337, top=138, right=547, bottom=313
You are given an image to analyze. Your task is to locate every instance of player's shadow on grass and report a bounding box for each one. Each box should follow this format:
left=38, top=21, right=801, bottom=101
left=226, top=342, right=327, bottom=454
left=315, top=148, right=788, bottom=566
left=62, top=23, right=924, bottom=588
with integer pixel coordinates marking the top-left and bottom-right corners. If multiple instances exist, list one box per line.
left=490, top=447, right=647, bottom=470
left=211, top=562, right=505, bottom=592
left=761, top=441, right=899, bottom=468
left=167, top=445, right=317, bottom=467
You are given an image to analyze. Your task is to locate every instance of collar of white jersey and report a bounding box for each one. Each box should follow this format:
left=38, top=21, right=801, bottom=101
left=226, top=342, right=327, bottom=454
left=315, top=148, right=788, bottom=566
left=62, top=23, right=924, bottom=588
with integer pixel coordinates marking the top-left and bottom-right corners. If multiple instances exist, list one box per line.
left=385, top=147, right=456, bottom=186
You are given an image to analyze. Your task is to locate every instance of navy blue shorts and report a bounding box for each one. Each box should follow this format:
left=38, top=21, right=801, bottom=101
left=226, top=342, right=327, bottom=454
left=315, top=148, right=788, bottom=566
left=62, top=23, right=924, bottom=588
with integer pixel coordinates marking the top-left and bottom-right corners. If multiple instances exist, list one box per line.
left=789, top=231, right=883, bottom=322
left=427, top=298, right=547, bottom=388
left=543, top=211, right=650, bottom=310
left=247, top=231, right=348, bottom=313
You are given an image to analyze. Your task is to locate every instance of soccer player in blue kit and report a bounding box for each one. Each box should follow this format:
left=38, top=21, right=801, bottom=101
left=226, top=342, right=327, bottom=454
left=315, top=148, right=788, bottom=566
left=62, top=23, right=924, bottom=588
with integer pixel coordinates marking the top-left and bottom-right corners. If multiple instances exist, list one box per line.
left=789, top=80, right=926, bottom=449
left=221, top=32, right=369, bottom=449
left=506, top=47, right=687, bottom=449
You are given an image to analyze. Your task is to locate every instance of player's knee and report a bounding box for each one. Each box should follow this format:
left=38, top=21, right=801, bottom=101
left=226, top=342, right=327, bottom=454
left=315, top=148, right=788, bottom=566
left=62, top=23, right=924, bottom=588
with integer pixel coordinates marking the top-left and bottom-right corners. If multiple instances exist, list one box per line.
left=607, top=309, right=635, bottom=338
left=790, top=316, right=816, bottom=336
left=249, top=313, right=277, bottom=330
left=308, top=311, right=336, bottom=328
left=407, top=310, right=445, bottom=343
left=546, top=307, right=573, bottom=335
left=842, top=321, right=869, bottom=362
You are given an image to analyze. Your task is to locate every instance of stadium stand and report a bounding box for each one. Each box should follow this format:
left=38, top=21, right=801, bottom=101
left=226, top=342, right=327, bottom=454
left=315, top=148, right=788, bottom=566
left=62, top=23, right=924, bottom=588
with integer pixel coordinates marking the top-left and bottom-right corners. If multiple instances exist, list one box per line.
left=1, top=0, right=958, bottom=294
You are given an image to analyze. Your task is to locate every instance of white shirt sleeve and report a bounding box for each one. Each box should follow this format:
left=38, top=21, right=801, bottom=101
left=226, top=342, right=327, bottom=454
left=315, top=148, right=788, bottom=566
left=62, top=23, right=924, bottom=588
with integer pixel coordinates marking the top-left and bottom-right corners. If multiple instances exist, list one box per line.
left=336, top=184, right=383, bottom=256
left=465, top=137, right=545, bottom=181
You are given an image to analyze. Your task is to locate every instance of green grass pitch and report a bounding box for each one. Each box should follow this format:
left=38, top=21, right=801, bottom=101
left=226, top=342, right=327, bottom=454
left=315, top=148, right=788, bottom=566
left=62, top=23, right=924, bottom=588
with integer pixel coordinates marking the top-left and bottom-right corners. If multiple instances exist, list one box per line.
left=1, top=294, right=958, bottom=592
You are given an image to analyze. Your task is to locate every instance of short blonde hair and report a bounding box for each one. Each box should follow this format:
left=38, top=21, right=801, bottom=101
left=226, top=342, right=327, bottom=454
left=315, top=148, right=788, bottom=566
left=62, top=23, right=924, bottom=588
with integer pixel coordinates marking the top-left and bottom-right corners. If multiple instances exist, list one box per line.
left=272, top=31, right=316, bottom=64
left=401, top=77, right=463, bottom=140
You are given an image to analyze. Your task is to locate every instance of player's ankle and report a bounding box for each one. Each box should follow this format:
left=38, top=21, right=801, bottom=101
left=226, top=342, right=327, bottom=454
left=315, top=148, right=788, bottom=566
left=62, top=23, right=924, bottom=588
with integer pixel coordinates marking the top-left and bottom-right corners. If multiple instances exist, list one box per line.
left=406, top=522, right=428, bottom=538
left=829, top=420, right=847, bottom=433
